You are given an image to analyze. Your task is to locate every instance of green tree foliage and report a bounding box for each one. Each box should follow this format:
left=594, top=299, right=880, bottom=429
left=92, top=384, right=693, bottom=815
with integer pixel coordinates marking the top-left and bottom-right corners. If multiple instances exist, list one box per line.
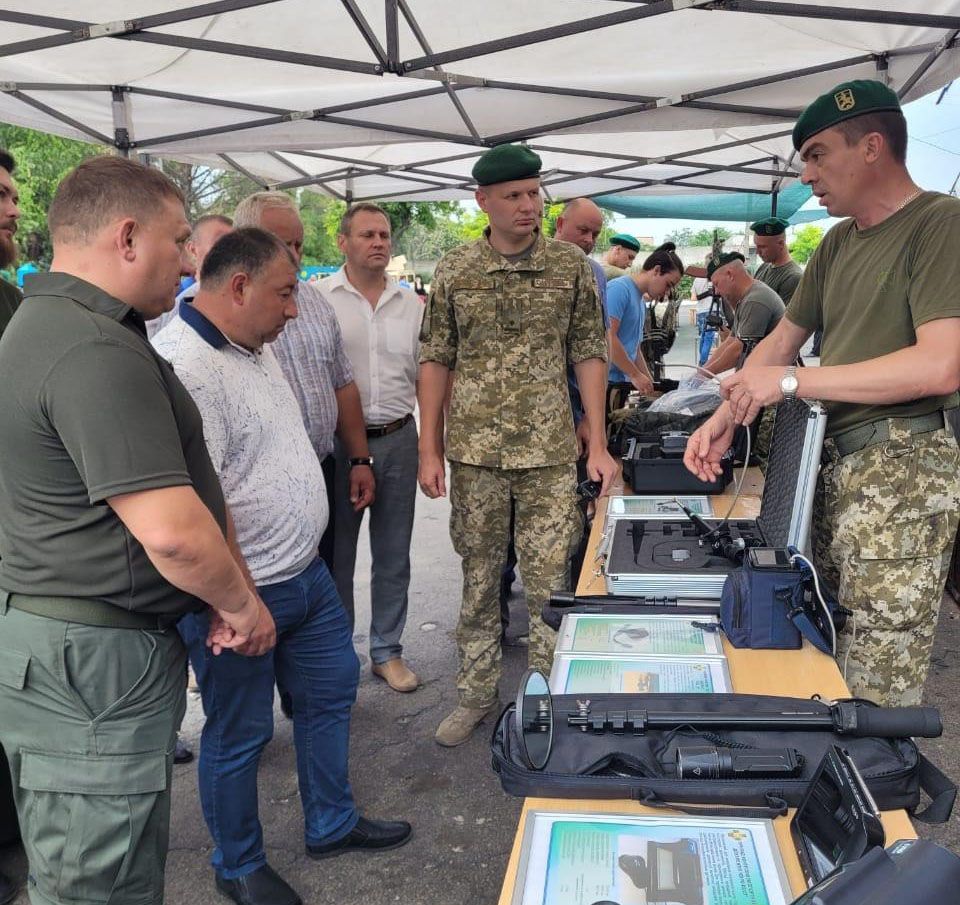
left=664, top=226, right=732, bottom=247
left=789, top=224, right=824, bottom=264
left=0, top=124, right=102, bottom=263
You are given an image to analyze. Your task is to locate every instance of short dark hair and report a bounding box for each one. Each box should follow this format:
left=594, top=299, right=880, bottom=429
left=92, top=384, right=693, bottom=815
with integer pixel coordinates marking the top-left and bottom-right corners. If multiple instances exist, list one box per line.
left=192, top=213, right=233, bottom=238
left=48, top=156, right=185, bottom=244
left=200, top=226, right=296, bottom=287
left=835, top=110, right=908, bottom=164
left=339, top=202, right=390, bottom=236
left=640, top=241, right=685, bottom=276
left=0, top=149, right=15, bottom=175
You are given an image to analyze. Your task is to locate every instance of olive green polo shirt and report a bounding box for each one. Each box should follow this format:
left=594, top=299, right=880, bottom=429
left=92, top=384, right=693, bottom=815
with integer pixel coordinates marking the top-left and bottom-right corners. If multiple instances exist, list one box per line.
left=420, top=231, right=607, bottom=469
left=786, top=191, right=960, bottom=436
left=0, top=273, right=227, bottom=617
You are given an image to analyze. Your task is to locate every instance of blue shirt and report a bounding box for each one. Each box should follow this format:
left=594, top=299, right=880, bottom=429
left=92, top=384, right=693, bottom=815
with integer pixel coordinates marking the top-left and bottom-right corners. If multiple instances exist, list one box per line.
left=605, top=274, right=646, bottom=384
left=568, top=258, right=609, bottom=425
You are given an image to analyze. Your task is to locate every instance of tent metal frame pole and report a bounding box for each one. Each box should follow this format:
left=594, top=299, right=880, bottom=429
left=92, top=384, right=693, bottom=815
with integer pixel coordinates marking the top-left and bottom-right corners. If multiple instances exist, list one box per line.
left=129, top=85, right=454, bottom=149
left=275, top=166, right=461, bottom=193
left=897, top=29, right=960, bottom=99
left=398, top=0, right=483, bottom=142
left=218, top=153, right=270, bottom=188
left=111, top=86, right=132, bottom=156
left=266, top=151, right=348, bottom=200
left=716, top=2, right=960, bottom=31
left=399, top=0, right=715, bottom=72
left=384, top=0, right=400, bottom=73
left=339, top=0, right=388, bottom=67
left=0, top=1, right=286, bottom=59
left=1, top=87, right=113, bottom=145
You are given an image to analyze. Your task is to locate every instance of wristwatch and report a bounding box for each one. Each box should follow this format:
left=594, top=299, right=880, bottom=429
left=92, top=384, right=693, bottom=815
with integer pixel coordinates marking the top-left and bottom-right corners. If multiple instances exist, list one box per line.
left=779, top=366, right=799, bottom=401
left=349, top=456, right=374, bottom=468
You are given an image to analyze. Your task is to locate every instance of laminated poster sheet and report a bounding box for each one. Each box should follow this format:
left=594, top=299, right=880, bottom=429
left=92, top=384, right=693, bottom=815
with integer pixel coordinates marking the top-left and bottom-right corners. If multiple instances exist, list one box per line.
left=549, top=655, right=731, bottom=695
left=607, top=496, right=714, bottom=519
left=512, top=811, right=791, bottom=905
left=556, top=614, right=724, bottom=657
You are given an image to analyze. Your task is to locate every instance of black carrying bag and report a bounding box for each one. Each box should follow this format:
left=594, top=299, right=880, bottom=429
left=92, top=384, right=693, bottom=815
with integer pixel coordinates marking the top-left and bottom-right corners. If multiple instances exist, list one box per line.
left=491, top=692, right=955, bottom=824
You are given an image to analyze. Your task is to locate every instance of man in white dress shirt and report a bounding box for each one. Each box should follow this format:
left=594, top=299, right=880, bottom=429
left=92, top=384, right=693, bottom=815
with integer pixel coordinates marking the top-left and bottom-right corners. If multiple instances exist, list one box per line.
left=322, top=203, right=423, bottom=693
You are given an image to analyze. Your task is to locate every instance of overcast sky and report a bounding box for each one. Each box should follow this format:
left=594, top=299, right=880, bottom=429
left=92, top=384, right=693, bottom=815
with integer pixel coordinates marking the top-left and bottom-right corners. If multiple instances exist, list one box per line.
left=612, top=88, right=960, bottom=244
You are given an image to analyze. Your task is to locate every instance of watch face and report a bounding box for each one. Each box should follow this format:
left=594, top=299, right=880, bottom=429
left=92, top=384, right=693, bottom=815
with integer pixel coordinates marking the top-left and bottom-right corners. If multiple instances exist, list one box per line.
left=781, top=374, right=799, bottom=394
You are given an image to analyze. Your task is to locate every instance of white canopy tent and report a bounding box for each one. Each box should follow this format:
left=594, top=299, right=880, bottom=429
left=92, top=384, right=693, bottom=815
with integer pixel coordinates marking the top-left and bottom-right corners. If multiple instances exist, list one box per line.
left=1, top=1, right=958, bottom=204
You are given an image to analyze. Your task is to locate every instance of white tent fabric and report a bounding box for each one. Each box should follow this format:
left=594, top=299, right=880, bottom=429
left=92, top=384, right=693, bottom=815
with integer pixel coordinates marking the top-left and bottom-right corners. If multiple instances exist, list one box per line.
left=1, top=1, right=959, bottom=201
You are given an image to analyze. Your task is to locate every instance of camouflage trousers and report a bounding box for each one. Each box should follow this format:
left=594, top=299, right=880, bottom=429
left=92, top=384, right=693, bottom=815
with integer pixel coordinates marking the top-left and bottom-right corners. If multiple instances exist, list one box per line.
left=449, top=461, right=582, bottom=708
left=813, top=421, right=960, bottom=706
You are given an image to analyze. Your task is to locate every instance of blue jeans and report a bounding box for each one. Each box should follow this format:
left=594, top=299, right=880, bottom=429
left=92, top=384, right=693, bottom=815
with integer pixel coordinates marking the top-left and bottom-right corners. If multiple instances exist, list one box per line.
left=179, top=557, right=360, bottom=879
left=696, top=311, right=716, bottom=366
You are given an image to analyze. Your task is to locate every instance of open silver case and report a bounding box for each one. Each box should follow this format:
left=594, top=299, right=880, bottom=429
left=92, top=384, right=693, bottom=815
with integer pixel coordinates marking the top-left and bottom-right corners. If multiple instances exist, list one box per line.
left=603, top=400, right=827, bottom=600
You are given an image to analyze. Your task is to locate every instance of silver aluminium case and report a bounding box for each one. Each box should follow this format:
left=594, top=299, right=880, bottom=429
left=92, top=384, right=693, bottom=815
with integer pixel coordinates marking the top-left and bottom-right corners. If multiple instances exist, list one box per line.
left=604, top=400, right=827, bottom=599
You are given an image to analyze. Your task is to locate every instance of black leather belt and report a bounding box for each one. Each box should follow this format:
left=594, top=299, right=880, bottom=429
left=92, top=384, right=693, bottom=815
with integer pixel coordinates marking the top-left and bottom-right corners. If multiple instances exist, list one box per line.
left=366, top=412, right=413, bottom=438
left=2, top=591, right=181, bottom=630
left=829, top=410, right=945, bottom=459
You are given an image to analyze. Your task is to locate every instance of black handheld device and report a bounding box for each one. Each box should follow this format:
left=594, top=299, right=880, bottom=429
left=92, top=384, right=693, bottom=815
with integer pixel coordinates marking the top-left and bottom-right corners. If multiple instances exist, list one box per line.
left=676, top=746, right=803, bottom=779
left=791, top=745, right=885, bottom=885
left=788, top=838, right=960, bottom=904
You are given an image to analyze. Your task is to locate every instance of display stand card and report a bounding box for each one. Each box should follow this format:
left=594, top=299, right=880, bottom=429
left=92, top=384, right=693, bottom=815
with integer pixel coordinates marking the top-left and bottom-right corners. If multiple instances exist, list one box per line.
left=549, top=654, right=731, bottom=695
left=513, top=810, right=792, bottom=905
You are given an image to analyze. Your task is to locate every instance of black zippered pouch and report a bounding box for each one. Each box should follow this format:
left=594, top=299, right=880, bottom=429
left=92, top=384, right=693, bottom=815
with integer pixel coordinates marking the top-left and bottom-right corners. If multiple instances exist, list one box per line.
left=491, top=692, right=955, bottom=824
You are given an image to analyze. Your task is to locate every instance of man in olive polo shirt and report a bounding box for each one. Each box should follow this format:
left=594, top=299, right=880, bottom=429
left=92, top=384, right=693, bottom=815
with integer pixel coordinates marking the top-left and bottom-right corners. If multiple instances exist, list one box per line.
left=602, top=231, right=640, bottom=280
left=750, top=216, right=804, bottom=305
left=0, top=147, right=22, bottom=905
left=0, top=156, right=270, bottom=905
left=685, top=80, right=960, bottom=707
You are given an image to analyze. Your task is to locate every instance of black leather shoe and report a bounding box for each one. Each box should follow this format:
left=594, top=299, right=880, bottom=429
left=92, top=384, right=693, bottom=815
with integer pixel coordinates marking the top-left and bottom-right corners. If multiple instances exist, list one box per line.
left=0, top=872, right=18, bottom=905
left=215, top=864, right=301, bottom=905
left=305, top=816, right=412, bottom=860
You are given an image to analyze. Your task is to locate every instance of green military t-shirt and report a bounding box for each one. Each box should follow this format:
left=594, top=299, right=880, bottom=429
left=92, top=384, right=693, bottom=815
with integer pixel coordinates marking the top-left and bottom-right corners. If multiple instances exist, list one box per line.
left=420, top=230, right=607, bottom=469
left=0, top=273, right=227, bottom=617
left=0, top=276, right=20, bottom=335
left=755, top=259, right=803, bottom=305
left=734, top=279, right=785, bottom=342
left=786, top=191, right=960, bottom=436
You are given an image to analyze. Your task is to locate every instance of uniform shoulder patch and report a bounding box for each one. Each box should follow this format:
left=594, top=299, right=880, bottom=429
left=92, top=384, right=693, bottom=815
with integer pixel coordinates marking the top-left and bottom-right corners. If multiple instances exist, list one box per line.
left=532, top=278, right=574, bottom=289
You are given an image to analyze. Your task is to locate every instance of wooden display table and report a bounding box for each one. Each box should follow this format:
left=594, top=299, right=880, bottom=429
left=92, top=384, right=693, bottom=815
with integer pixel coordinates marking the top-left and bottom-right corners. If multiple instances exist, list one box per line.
left=499, top=471, right=917, bottom=904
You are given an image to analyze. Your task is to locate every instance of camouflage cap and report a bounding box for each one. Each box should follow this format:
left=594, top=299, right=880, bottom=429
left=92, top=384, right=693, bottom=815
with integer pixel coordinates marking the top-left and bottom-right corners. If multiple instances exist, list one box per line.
left=608, top=232, right=641, bottom=253
left=792, top=79, right=901, bottom=151
left=706, top=251, right=745, bottom=279
left=750, top=216, right=790, bottom=236
left=472, top=144, right=542, bottom=186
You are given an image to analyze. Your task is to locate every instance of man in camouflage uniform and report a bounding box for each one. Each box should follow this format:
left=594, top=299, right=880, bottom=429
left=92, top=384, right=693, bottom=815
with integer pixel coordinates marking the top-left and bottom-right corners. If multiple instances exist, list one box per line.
left=418, top=145, right=617, bottom=746
left=685, top=80, right=960, bottom=707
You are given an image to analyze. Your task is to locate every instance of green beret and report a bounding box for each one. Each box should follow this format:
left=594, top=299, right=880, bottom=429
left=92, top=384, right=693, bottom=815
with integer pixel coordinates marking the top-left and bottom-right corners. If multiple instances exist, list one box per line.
left=792, top=79, right=901, bottom=151
left=609, top=232, right=641, bottom=253
left=707, top=252, right=745, bottom=280
left=471, top=144, right=542, bottom=186
left=750, top=216, right=790, bottom=236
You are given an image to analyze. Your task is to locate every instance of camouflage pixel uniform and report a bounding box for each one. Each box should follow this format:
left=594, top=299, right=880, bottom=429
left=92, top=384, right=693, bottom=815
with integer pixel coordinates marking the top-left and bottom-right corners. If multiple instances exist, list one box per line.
left=420, top=230, right=607, bottom=707
left=786, top=192, right=960, bottom=706
left=814, top=422, right=960, bottom=706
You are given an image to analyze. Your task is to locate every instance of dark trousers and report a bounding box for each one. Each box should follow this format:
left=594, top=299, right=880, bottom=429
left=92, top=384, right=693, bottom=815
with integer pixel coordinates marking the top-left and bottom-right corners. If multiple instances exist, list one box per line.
left=179, top=557, right=360, bottom=879
left=318, top=454, right=336, bottom=573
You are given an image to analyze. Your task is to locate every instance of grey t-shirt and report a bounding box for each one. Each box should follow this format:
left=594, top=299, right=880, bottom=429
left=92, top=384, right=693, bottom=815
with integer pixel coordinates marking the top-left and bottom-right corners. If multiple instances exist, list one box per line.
left=734, top=280, right=785, bottom=342
left=0, top=273, right=226, bottom=617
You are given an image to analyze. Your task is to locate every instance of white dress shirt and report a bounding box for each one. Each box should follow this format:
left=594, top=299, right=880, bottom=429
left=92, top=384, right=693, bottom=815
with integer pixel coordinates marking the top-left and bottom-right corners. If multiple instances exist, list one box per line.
left=320, top=267, right=423, bottom=426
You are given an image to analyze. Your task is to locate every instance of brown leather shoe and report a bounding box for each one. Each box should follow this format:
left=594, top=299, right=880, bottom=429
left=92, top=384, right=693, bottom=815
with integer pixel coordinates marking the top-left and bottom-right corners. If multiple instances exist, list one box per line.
left=371, top=658, right=419, bottom=692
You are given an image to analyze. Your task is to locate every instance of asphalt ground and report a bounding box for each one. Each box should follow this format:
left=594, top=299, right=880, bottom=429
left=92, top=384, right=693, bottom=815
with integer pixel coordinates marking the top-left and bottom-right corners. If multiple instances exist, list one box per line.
left=2, top=314, right=958, bottom=903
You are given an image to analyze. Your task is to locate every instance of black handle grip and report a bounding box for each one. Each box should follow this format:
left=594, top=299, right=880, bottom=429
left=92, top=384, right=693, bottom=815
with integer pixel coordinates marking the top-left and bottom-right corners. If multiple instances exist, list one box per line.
left=849, top=704, right=942, bottom=739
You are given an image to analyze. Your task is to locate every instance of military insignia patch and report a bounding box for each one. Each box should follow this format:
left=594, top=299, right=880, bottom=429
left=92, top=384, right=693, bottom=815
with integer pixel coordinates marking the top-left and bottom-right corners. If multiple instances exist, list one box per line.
left=835, top=88, right=856, bottom=112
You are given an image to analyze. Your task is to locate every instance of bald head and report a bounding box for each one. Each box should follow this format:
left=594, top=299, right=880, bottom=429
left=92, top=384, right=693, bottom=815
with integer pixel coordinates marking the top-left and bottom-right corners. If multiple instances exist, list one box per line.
left=710, top=257, right=753, bottom=305
left=555, top=197, right=603, bottom=255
